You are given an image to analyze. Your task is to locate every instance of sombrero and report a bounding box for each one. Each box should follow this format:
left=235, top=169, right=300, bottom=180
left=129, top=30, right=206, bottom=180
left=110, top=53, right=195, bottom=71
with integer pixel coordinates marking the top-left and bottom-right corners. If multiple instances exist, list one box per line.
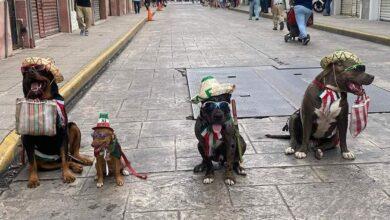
left=191, top=76, right=235, bottom=104
left=320, top=50, right=361, bottom=69
left=21, top=57, right=63, bottom=83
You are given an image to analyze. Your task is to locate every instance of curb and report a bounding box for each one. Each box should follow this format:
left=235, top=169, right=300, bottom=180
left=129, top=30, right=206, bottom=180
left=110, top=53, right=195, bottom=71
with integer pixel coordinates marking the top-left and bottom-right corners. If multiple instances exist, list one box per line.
left=0, top=16, right=148, bottom=173
left=230, top=8, right=390, bottom=46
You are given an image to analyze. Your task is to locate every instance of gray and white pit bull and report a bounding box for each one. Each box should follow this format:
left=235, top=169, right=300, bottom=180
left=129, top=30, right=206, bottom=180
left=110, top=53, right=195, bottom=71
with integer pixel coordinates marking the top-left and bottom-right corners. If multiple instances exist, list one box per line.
left=267, top=59, right=374, bottom=160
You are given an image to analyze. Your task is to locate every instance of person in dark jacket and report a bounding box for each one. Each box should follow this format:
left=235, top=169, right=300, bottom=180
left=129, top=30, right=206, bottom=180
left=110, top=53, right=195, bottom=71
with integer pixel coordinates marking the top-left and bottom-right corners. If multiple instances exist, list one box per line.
left=293, top=0, right=312, bottom=45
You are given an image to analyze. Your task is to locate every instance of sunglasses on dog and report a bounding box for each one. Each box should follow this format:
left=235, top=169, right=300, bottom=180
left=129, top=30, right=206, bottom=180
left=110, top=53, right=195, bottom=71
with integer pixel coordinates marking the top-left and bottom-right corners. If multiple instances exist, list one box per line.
left=202, top=101, right=231, bottom=113
left=21, top=64, right=46, bottom=75
left=91, top=132, right=110, bottom=139
left=344, top=64, right=365, bottom=72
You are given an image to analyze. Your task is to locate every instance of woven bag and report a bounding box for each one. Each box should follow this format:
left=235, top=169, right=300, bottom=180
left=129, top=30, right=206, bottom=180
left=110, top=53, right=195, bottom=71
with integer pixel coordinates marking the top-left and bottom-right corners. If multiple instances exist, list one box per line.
left=15, top=98, right=57, bottom=136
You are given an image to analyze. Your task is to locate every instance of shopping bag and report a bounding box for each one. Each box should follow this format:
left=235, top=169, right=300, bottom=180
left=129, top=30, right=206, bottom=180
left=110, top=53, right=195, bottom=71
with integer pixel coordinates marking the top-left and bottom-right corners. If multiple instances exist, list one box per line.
left=15, top=98, right=57, bottom=136
left=349, top=94, right=370, bottom=138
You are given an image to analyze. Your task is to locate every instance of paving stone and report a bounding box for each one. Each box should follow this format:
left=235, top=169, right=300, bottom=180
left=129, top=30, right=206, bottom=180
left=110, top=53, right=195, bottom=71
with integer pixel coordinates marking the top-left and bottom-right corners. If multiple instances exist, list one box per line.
left=0, top=178, right=84, bottom=200
left=126, top=211, right=179, bottom=220
left=229, top=185, right=284, bottom=207
left=141, top=120, right=195, bottom=139
left=235, top=167, right=321, bottom=186
left=252, top=140, right=289, bottom=154
left=358, top=163, right=390, bottom=187
left=138, top=136, right=175, bottom=149
left=179, top=206, right=293, bottom=220
left=279, top=182, right=390, bottom=219
left=126, top=172, right=231, bottom=212
left=124, top=148, right=176, bottom=173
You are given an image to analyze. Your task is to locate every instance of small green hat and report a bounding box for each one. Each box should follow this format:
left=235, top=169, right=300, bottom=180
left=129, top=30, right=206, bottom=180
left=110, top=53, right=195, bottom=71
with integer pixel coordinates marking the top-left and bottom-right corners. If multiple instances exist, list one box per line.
left=92, top=112, right=113, bottom=131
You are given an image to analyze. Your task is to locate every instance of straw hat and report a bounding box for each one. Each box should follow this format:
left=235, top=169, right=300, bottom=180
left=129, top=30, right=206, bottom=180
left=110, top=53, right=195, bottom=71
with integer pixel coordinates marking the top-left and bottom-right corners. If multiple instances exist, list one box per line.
left=21, top=57, right=63, bottom=83
left=191, top=76, right=235, bottom=104
left=320, top=50, right=361, bottom=69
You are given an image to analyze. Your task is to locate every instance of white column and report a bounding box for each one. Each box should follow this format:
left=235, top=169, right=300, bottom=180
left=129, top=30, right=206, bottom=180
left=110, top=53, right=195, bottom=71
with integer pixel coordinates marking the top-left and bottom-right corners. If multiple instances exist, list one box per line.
left=369, top=0, right=380, bottom=20
left=333, top=0, right=342, bottom=15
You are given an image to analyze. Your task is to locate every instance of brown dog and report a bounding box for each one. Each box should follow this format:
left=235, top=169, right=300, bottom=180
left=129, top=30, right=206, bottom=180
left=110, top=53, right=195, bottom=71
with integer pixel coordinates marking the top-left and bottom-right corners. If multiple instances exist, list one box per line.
left=91, top=127, right=130, bottom=188
left=21, top=57, right=93, bottom=188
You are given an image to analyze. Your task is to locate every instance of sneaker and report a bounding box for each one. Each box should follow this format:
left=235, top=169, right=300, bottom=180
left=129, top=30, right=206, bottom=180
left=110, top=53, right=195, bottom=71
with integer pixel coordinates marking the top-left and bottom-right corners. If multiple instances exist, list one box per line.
left=255, top=18, right=259, bottom=20
left=273, top=27, right=277, bottom=30
left=323, top=13, right=330, bottom=16
left=279, top=22, right=284, bottom=31
left=80, top=29, right=84, bottom=36
left=249, top=17, right=252, bottom=20
left=302, top=37, right=310, bottom=45
left=84, top=30, right=89, bottom=36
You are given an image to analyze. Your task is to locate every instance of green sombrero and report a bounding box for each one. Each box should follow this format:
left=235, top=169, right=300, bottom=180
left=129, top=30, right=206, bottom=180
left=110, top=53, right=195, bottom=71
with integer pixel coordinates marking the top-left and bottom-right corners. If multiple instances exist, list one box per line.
left=320, top=50, right=362, bottom=70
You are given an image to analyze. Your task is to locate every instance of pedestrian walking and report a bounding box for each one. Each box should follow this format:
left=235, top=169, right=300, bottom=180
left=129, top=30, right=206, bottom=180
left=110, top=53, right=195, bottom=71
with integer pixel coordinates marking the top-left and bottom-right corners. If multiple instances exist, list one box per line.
left=249, top=0, right=260, bottom=20
left=292, top=0, right=312, bottom=45
left=75, top=0, right=92, bottom=36
left=271, top=0, right=284, bottom=30
left=133, top=0, right=141, bottom=13
left=323, top=0, right=332, bottom=16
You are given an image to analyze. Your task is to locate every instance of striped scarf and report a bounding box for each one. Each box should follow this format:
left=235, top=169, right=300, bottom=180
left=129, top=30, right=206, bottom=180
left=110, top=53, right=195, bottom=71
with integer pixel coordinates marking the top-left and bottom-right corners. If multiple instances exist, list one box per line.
left=201, top=127, right=223, bottom=157
left=54, top=99, right=67, bottom=128
left=319, top=89, right=340, bottom=114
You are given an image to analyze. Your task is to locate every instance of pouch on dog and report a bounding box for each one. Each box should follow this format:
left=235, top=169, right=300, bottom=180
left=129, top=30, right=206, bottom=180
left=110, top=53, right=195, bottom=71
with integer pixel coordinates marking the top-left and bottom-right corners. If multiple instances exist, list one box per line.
left=349, top=94, right=370, bottom=138
left=15, top=98, right=57, bottom=136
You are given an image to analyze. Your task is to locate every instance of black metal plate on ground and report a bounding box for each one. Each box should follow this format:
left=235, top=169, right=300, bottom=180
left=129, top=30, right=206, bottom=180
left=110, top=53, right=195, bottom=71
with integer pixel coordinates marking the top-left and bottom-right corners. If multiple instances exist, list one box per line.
left=187, top=67, right=390, bottom=118
left=187, top=67, right=296, bottom=118
left=260, top=68, right=390, bottom=113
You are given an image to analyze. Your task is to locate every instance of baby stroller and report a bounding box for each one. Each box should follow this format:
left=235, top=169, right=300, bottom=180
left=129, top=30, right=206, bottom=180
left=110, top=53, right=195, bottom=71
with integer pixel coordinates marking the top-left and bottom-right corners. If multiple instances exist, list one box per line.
left=284, top=7, right=313, bottom=43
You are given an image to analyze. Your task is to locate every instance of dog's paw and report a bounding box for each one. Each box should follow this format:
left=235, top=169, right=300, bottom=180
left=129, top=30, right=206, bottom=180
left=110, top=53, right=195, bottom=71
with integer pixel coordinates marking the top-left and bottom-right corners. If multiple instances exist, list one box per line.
left=294, top=151, right=307, bottom=159
left=234, top=166, right=247, bottom=176
left=97, top=182, right=104, bottom=188
left=194, top=163, right=206, bottom=173
left=315, top=149, right=324, bottom=160
left=27, top=178, right=40, bottom=188
left=342, top=151, right=355, bottom=160
left=73, top=154, right=93, bottom=166
left=116, top=176, right=124, bottom=186
left=224, top=178, right=235, bottom=186
left=122, top=169, right=130, bottom=176
left=203, top=177, right=214, bottom=184
left=62, top=170, right=76, bottom=183
left=69, top=162, right=83, bottom=174
left=285, top=147, right=295, bottom=155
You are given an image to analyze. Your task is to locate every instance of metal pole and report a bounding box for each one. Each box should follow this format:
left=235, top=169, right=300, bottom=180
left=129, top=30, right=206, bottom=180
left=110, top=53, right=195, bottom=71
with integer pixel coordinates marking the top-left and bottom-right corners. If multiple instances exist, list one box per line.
left=4, top=0, right=9, bottom=57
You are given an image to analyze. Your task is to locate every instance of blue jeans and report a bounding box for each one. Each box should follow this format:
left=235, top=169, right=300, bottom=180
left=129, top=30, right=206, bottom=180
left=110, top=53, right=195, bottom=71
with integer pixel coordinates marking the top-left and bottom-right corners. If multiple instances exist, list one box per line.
left=249, top=0, right=260, bottom=19
left=324, top=0, right=332, bottom=15
left=294, top=5, right=312, bottom=39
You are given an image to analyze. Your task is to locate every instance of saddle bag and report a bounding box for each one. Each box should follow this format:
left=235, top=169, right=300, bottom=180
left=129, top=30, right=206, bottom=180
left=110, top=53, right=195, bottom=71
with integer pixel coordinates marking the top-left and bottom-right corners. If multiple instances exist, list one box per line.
left=349, top=94, right=370, bottom=138
left=15, top=98, right=57, bottom=136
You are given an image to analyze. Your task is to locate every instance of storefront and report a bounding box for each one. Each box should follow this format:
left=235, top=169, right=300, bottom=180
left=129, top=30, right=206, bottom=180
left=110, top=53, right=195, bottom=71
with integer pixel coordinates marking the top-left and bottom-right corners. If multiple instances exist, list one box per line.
left=341, top=0, right=361, bottom=17
left=30, top=0, right=60, bottom=38
left=380, top=0, right=390, bottom=21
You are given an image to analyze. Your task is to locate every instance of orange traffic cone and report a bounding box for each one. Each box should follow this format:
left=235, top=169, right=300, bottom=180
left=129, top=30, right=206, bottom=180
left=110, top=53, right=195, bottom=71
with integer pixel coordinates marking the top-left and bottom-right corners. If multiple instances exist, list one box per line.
left=147, top=8, right=153, bottom=21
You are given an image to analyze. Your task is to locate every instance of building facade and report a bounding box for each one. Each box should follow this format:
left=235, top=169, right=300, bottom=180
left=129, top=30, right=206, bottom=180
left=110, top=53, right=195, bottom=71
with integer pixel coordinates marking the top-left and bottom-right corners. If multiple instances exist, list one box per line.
left=0, top=0, right=133, bottom=59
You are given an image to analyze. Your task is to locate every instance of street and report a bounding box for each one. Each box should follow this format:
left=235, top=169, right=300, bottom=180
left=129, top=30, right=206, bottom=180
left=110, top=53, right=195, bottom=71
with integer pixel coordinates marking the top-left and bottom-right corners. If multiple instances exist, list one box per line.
left=1, top=4, right=390, bottom=219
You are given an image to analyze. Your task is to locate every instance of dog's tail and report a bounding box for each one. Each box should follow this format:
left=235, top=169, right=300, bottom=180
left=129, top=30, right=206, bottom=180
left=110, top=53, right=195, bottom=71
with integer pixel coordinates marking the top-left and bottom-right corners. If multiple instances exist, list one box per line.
left=265, top=134, right=291, bottom=139
left=265, top=122, right=290, bottom=139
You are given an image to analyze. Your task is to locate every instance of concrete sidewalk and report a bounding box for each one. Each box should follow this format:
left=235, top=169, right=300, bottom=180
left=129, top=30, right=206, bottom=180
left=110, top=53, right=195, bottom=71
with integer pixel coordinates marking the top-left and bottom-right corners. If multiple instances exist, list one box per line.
left=0, top=5, right=389, bottom=219
left=0, top=13, right=146, bottom=144
left=232, top=5, right=390, bottom=45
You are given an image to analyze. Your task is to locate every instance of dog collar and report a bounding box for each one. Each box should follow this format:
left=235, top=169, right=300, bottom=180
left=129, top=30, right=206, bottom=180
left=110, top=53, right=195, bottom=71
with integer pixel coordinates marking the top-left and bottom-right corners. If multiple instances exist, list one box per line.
left=312, top=80, right=341, bottom=93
